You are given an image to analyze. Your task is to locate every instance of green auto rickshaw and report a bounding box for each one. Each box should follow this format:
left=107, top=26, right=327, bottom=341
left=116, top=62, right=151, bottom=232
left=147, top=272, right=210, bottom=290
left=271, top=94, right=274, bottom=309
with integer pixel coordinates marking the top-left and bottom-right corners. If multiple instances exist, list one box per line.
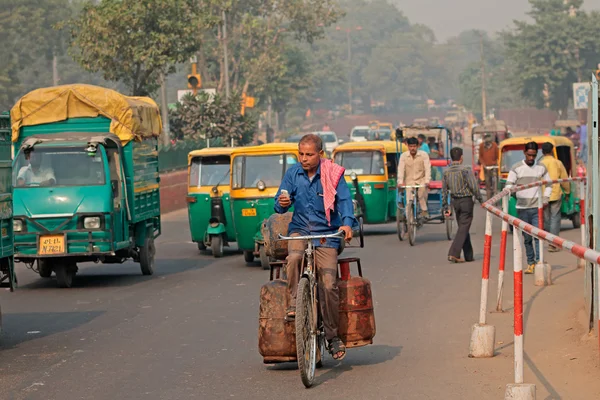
left=186, top=147, right=236, bottom=257
left=230, top=143, right=299, bottom=269
left=0, top=112, right=15, bottom=292
left=332, top=141, right=406, bottom=225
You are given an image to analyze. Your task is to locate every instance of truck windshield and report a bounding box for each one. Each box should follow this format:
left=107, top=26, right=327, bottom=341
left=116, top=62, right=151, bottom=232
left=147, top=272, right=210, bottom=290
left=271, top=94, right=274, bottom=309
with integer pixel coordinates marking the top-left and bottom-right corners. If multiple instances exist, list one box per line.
left=232, top=154, right=298, bottom=189
left=14, top=146, right=106, bottom=188
left=189, top=155, right=230, bottom=187
left=334, top=151, right=384, bottom=175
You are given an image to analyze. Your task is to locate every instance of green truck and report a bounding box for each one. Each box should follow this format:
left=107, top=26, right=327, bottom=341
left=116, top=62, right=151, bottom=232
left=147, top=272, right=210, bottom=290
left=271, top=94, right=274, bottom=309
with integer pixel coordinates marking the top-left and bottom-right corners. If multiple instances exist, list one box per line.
left=10, top=84, right=162, bottom=288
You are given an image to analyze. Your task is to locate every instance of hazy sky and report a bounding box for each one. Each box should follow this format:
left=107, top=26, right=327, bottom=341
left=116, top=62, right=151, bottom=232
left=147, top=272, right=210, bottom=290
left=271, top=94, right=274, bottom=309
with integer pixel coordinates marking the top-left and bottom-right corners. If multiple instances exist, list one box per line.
left=392, top=0, right=600, bottom=41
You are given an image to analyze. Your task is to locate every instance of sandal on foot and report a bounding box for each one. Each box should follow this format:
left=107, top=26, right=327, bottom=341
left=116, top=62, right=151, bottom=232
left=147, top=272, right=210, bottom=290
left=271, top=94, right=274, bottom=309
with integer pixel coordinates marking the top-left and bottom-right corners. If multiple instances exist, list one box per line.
left=328, top=337, right=346, bottom=361
left=285, top=306, right=296, bottom=320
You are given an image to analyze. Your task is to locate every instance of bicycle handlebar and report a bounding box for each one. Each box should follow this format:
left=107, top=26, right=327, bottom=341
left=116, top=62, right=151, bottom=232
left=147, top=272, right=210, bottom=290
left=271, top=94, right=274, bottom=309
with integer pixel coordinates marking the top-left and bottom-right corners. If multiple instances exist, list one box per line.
left=278, top=231, right=346, bottom=241
left=399, top=184, right=427, bottom=188
left=485, top=166, right=499, bottom=170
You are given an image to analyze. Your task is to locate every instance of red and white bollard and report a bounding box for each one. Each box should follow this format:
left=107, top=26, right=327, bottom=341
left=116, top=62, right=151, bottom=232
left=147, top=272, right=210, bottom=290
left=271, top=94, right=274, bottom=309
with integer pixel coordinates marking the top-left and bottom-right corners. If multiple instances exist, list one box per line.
left=494, top=196, right=509, bottom=312
left=578, top=181, right=586, bottom=269
left=505, top=227, right=536, bottom=399
left=535, top=190, right=551, bottom=286
left=469, top=211, right=496, bottom=358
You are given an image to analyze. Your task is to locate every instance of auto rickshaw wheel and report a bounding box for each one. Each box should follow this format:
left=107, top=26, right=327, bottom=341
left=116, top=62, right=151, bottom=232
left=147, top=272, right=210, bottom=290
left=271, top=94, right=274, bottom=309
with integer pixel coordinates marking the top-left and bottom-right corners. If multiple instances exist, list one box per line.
left=572, top=211, right=581, bottom=229
left=243, top=251, right=254, bottom=263
left=259, top=245, right=270, bottom=270
left=211, top=235, right=224, bottom=258
left=38, top=259, right=53, bottom=278
left=140, top=236, right=156, bottom=276
left=197, top=241, right=207, bottom=251
left=55, top=263, right=76, bottom=288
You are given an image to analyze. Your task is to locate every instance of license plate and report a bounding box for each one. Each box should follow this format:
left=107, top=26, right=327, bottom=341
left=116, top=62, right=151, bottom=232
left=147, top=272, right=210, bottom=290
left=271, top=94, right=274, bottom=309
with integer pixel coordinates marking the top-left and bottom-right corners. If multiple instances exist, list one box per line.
left=241, top=208, right=257, bottom=217
left=38, top=234, right=65, bottom=255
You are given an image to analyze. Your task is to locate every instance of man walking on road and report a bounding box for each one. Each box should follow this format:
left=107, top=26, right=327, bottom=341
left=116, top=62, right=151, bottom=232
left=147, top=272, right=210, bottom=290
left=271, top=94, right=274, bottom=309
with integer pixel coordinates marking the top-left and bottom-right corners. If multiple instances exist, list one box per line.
left=442, top=147, right=483, bottom=263
left=478, top=133, right=499, bottom=200
left=505, top=142, right=552, bottom=274
left=398, top=137, right=431, bottom=218
left=539, top=142, right=570, bottom=252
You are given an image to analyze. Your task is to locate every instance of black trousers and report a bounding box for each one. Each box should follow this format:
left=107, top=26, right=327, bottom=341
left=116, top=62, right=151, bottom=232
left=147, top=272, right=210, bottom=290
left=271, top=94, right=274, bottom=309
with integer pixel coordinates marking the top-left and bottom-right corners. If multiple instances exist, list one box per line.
left=448, top=197, right=474, bottom=260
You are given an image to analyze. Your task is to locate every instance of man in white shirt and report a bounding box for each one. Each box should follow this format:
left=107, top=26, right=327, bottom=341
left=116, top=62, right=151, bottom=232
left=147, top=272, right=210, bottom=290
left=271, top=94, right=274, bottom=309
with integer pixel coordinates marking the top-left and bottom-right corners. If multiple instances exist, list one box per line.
left=398, top=137, right=431, bottom=217
left=16, top=152, right=56, bottom=187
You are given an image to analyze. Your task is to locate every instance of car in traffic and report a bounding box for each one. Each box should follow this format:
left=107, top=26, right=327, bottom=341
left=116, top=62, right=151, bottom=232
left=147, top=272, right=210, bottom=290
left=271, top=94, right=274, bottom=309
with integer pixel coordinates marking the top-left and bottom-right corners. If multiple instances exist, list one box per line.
left=350, top=126, right=370, bottom=142
left=312, top=131, right=340, bottom=154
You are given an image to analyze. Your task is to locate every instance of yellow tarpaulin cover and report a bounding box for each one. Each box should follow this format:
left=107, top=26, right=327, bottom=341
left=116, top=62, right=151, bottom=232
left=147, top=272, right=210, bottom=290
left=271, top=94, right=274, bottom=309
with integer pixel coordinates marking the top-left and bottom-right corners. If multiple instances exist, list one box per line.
left=10, top=84, right=162, bottom=143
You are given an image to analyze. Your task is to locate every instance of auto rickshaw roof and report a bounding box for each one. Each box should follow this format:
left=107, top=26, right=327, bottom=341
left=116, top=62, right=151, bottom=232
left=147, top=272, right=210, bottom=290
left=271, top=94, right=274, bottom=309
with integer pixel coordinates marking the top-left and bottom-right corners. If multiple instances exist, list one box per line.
left=333, top=140, right=406, bottom=154
left=499, top=135, right=574, bottom=150
left=188, top=147, right=235, bottom=164
left=472, top=120, right=508, bottom=134
left=231, top=143, right=299, bottom=157
left=553, top=119, right=579, bottom=128
left=10, top=84, right=162, bottom=144
left=401, top=125, right=446, bottom=140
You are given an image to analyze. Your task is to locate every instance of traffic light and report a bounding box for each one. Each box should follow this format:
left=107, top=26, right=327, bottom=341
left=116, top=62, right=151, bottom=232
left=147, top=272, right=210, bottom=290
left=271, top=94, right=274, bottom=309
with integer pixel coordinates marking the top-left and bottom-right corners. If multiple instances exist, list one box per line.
left=187, top=74, right=201, bottom=91
left=240, top=93, right=256, bottom=116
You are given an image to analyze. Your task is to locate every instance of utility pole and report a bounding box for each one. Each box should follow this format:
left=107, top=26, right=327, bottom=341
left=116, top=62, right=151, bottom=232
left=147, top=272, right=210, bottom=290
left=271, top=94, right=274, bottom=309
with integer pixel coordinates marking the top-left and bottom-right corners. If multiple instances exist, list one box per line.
left=479, top=33, right=487, bottom=122
left=52, top=52, right=59, bottom=86
left=347, top=28, right=353, bottom=115
left=222, top=10, right=230, bottom=100
left=159, top=73, right=170, bottom=147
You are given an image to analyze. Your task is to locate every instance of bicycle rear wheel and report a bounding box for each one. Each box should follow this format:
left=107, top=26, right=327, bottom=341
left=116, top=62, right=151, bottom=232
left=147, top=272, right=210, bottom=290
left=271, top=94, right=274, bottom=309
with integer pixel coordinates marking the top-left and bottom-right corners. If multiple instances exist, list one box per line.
left=296, top=277, right=316, bottom=388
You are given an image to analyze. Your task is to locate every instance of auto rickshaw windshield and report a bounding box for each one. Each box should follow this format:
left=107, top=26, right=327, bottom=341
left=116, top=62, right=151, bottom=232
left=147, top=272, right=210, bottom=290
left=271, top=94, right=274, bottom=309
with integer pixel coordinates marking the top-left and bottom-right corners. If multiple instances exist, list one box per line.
left=13, top=146, right=106, bottom=188
left=189, top=155, right=230, bottom=187
left=334, top=151, right=385, bottom=175
left=500, top=148, right=542, bottom=173
left=232, top=154, right=298, bottom=188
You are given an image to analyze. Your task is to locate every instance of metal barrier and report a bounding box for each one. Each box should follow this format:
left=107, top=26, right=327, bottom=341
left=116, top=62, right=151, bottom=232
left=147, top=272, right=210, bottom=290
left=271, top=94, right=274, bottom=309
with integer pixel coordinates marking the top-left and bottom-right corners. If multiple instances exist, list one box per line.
left=468, top=176, right=589, bottom=400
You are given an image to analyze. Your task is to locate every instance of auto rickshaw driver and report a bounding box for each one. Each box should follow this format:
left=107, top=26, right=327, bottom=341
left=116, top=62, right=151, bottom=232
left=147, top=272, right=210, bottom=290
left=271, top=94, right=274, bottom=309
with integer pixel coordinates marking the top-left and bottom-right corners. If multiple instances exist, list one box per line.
left=274, top=133, right=357, bottom=361
left=16, top=151, right=56, bottom=187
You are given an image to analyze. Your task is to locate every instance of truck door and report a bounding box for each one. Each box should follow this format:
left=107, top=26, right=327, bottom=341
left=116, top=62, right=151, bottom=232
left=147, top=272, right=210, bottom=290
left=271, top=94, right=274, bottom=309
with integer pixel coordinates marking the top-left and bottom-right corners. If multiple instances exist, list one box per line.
left=106, top=148, right=127, bottom=244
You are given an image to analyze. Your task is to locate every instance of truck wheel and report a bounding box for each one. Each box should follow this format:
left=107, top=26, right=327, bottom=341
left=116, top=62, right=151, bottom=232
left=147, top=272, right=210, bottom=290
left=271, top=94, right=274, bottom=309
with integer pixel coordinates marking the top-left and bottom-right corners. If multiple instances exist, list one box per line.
left=259, top=245, right=270, bottom=270
left=211, top=235, right=224, bottom=258
left=55, top=263, right=76, bottom=288
left=140, top=236, right=155, bottom=276
left=243, top=251, right=254, bottom=263
left=572, top=211, right=581, bottom=229
left=38, top=259, right=53, bottom=278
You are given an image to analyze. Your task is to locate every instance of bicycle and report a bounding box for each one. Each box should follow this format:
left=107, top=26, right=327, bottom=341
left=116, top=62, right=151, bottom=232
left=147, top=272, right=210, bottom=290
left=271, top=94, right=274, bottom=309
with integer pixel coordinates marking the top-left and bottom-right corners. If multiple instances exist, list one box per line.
left=278, top=227, right=364, bottom=388
left=484, top=165, right=499, bottom=200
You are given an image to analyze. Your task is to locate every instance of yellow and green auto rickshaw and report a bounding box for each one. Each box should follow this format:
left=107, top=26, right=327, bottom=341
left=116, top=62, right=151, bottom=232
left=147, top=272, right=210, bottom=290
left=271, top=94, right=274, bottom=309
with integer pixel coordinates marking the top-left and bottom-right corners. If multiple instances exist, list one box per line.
left=230, top=143, right=300, bottom=269
left=186, top=147, right=236, bottom=257
left=498, top=135, right=580, bottom=227
left=332, top=141, right=406, bottom=226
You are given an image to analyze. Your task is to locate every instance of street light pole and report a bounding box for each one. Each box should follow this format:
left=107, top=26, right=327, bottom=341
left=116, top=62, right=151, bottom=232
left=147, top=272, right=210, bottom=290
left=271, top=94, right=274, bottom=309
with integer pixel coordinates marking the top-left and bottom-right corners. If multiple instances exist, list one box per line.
left=479, top=33, right=487, bottom=122
left=347, top=28, right=353, bottom=115
left=222, top=9, right=230, bottom=100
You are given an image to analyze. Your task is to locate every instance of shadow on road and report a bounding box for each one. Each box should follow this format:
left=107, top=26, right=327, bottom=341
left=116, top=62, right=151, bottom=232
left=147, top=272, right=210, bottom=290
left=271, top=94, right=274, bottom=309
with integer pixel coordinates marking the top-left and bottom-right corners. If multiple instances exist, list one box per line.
left=0, top=311, right=105, bottom=350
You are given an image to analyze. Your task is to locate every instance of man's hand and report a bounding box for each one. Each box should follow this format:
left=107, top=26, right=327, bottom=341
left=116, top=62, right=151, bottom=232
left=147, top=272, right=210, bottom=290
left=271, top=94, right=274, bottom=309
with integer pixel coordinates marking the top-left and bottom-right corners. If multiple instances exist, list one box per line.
left=397, top=183, right=405, bottom=189
left=444, top=208, right=452, bottom=217
left=339, top=226, right=353, bottom=242
left=278, top=194, right=291, bottom=208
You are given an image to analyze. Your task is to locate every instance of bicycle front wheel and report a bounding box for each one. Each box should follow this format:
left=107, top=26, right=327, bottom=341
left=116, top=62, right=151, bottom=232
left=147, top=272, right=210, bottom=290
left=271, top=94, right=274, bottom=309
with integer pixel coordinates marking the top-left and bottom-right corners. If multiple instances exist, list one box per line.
left=296, top=277, right=317, bottom=388
left=407, top=202, right=417, bottom=246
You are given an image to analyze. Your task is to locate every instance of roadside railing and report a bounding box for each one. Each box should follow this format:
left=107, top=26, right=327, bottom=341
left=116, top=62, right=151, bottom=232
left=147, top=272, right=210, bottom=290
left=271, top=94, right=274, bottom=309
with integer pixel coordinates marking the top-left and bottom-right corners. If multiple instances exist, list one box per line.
left=468, top=176, right=588, bottom=400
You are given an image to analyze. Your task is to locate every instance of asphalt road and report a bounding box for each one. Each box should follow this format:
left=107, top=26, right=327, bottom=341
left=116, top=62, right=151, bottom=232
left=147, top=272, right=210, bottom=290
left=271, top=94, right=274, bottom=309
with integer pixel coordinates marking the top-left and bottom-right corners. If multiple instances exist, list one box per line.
left=0, top=146, right=598, bottom=399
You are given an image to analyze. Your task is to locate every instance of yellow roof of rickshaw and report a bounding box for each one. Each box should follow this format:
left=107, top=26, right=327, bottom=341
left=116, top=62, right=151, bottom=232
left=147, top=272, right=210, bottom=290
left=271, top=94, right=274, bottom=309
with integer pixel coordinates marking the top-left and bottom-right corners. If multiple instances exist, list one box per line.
left=188, top=147, right=235, bottom=164
left=231, top=143, right=299, bottom=156
left=333, top=140, right=406, bottom=154
left=10, top=84, right=162, bottom=144
left=499, top=135, right=574, bottom=150
left=402, top=126, right=445, bottom=139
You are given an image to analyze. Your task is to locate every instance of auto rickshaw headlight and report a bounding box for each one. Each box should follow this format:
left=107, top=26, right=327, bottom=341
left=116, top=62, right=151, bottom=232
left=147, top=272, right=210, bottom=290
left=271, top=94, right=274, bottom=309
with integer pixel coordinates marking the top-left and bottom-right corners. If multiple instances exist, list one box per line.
left=257, top=180, right=266, bottom=191
left=350, top=172, right=357, bottom=181
left=13, top=220, right=23, bottom=232
left=211, top=186, right=218, bottom=194
left=83, top=216, right=101, bottom=229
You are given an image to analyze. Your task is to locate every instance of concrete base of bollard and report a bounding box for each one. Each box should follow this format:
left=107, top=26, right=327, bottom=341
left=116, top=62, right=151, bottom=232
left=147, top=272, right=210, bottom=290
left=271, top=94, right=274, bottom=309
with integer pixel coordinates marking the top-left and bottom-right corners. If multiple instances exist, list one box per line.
left=468, top=323, right=495, bottom=358
left=504, top=383, right=536, bottom=399
left=534, top=262, right=552, bottom=286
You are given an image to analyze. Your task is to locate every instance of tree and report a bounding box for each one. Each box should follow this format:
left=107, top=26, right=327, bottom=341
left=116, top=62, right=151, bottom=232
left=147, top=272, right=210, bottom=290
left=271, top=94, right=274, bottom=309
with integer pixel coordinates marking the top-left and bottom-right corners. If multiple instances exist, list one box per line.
left=169, top=92, right=257, bottom=146
left=67, top=0, right=214, bottom=96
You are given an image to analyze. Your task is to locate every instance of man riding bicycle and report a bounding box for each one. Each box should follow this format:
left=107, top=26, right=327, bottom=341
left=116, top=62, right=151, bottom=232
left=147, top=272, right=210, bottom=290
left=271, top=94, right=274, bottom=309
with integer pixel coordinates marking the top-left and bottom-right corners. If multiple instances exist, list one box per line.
left=274, top=133, right=357, bottom=361
left=397, top=137, right=431, bottom=218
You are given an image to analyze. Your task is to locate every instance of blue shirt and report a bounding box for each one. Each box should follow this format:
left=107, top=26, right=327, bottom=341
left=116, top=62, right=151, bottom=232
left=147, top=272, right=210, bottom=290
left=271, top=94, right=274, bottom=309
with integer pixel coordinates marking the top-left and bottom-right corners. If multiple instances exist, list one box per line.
left=274, top=163, right=357, bottom=248
left=579, top=124, right=587, bottom=144
left=419, top=143, right=430, bottom=154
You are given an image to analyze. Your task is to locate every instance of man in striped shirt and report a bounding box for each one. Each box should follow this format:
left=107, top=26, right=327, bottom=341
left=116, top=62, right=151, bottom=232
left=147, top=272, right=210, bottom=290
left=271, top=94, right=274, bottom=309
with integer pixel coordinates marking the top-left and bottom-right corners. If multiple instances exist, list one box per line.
left=442, top=147, right=483, bottom=263
left=505, top=141, right=552, bottom=274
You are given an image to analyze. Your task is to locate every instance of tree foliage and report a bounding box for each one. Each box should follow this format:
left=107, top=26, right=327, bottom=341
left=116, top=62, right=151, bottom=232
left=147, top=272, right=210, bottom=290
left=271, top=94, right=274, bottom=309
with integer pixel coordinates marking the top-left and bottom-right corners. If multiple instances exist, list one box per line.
left=67, top=0, right=213, bottom=96
left=169, top=92, right=257, bottom=146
